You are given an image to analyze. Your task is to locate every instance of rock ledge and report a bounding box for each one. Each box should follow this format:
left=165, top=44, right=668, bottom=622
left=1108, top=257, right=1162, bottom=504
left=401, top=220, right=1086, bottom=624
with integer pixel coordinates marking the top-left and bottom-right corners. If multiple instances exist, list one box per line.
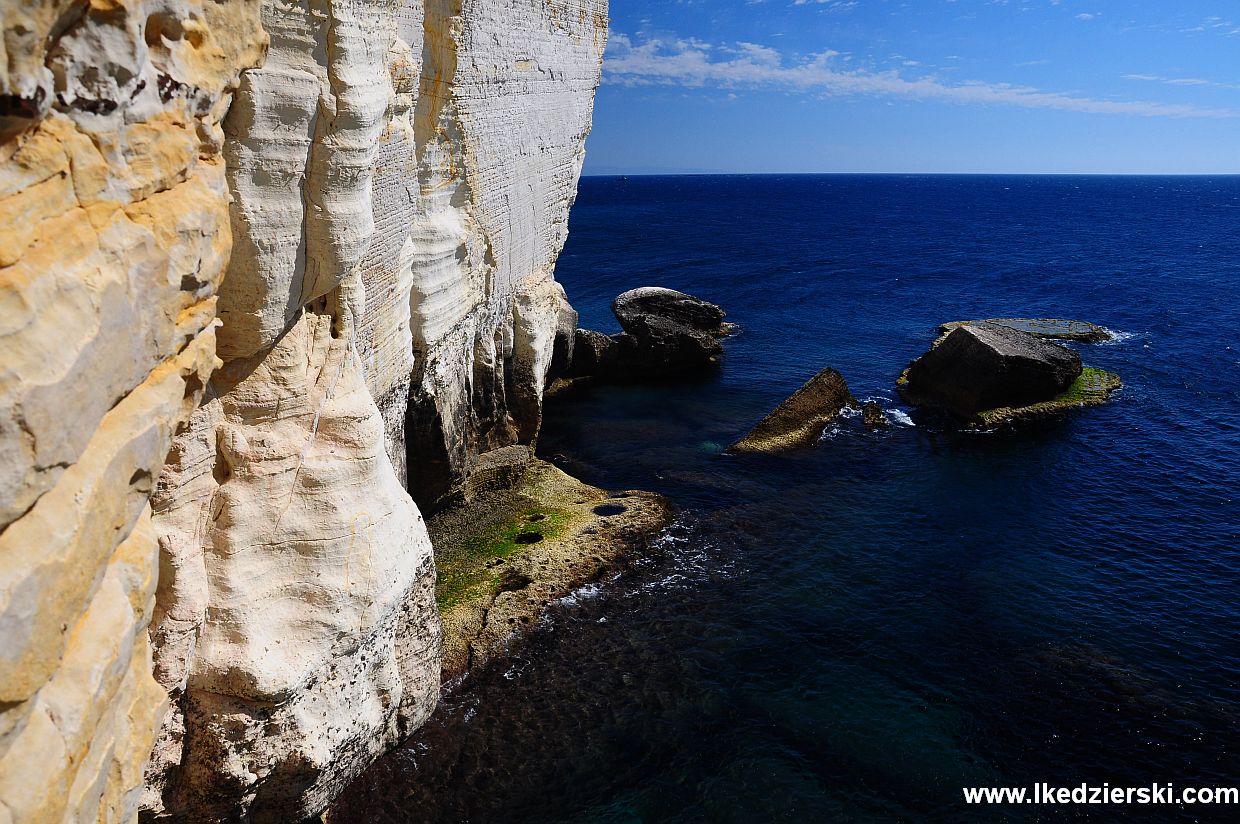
left=430, top=461, right=672, bottom=680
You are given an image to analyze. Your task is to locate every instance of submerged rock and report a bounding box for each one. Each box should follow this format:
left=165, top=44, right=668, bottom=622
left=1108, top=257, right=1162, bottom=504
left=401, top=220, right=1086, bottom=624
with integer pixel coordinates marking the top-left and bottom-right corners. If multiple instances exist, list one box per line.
left=901, top=323, right=1082, bottom=418
left=730, top=368, right=858, bottom=453
left=939, top=318, right=1111, bottom=343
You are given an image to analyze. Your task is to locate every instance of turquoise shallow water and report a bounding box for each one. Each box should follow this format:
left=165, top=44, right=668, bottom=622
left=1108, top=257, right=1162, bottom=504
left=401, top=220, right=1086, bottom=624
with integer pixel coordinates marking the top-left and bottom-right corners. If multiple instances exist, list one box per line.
left=335, top=175, right=1240, bottom=823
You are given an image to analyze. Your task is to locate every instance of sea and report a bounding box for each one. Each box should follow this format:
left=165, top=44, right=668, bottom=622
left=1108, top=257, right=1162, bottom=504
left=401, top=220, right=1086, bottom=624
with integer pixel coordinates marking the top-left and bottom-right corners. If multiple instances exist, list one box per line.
left=333, top=175, right=1240, bottom=823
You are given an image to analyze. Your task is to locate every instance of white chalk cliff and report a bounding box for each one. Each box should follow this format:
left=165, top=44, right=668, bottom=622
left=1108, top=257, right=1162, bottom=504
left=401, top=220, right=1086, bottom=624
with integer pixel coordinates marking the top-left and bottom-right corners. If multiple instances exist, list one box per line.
left=0, top=0, right=606, bottom=820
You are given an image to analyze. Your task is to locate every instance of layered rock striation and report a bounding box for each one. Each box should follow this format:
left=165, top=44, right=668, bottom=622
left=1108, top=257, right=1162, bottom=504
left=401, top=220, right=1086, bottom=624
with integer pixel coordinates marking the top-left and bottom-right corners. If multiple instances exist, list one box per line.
left=1, top=0, right=607, bottom=821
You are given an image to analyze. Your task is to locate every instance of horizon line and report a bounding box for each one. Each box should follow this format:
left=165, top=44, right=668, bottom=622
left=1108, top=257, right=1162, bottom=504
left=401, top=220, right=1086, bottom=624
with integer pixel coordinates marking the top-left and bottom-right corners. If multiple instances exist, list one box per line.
left=582, top=171, right=1240, bottom=178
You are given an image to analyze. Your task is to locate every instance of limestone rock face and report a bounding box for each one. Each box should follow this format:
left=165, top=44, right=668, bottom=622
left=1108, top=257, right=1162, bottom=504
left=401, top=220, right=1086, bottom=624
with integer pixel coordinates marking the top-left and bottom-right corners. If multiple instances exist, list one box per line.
left=0, top=1, right=265, bottom=821
left=401, top=0, right=607, bottom=510
left=144, top=311, right=440, bottom=822
left=140, top=0, right=608, bottom=819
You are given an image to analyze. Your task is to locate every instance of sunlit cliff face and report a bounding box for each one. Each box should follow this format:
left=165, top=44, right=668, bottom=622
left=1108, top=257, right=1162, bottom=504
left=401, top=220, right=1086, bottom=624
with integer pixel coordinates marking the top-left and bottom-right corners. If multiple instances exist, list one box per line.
left=0, top=0, right=606, bottom=820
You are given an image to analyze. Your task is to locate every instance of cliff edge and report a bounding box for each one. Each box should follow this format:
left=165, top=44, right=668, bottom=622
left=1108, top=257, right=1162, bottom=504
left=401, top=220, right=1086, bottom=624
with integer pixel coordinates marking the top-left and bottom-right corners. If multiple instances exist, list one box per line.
left=0, top=0, right=607, bottom=820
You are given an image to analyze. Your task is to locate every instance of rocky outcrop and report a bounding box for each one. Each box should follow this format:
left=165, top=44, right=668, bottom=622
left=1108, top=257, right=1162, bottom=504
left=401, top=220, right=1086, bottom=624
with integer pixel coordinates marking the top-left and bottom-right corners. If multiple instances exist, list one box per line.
left=900, top=323, right=1082, bottom=419
left=562, top=287, right=728, bottom=383
left=0, top=1, right=266, bottom=821
left=975, top=367, right=1122, bottom=427
left=862, top=401, right=889, bottom=428
left=612, top=287, right=727, bottom=335
left=729, top=367, right=858, bottom=453
left=1, top=0, right=607, bottom=821
left=430, top=460, right=670, bottom=681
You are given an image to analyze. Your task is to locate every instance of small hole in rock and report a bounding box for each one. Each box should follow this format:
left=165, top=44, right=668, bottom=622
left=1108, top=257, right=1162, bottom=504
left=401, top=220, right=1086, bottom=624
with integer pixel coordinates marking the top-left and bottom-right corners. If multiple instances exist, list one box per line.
left=514, top=531, right=543, bottom=545
left=593, top=504, right=627, bottom=517
left=496, top=570, right=534, bottom=594
left=525, top=513, right=546, bottom=522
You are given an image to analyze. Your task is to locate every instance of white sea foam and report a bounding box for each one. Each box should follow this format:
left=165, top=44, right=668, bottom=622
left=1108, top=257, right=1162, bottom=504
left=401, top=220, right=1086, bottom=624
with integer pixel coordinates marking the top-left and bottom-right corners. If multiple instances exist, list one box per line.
left=1099, top=328, right=1144, bottom=346
left=818, top=422, right=844, bottom=442
left=889, top=409, right=915, bottom=427
left=818, top=398, right=915, bottom=434
left=553, top=582, right=602, bottom=608
left=627, top=516, right=743, bottom=597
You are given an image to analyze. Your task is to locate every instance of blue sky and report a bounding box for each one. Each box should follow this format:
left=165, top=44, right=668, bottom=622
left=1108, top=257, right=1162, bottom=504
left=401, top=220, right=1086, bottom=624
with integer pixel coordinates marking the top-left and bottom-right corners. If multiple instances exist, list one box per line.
left=583, top=1, right=1240, bottom=174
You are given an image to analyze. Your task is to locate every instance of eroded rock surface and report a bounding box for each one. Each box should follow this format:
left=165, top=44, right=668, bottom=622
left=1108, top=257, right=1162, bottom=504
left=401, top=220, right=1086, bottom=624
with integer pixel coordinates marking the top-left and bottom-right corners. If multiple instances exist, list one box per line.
left=430, top=460, right=670, bottom=681
left=0, top=1, right=265, bottom=820
left=143, top=0, right=608, bottom=819
left=939, top=318, right=1111, bottom=343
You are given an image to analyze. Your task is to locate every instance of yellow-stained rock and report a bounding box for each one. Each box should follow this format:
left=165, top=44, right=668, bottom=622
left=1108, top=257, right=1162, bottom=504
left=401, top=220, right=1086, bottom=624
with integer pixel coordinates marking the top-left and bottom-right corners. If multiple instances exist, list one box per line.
left=0, top=0, right=264, bottom=820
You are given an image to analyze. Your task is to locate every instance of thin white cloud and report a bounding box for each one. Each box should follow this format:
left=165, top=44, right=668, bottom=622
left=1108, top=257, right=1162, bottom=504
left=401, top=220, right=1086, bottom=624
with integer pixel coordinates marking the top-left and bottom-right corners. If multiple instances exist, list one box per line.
left=792, top=0, right=859, bottom=8
left=603, top=33, right=1237, bottom=119
left=1180, top=16, right=1240, bottom=35
left=1124, top=73, right=1240, bottom=92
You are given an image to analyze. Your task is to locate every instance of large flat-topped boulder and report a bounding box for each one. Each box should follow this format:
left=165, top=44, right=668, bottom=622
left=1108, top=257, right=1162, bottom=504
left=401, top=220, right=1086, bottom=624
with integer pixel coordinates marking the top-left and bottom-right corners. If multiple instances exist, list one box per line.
left=613, top=287, right=728, bottom=335
left=903, top=323, right=1082, bottom=417
left=939, top=318, right=1111, bottom=343
left=730, top=367, right=858, bottom=453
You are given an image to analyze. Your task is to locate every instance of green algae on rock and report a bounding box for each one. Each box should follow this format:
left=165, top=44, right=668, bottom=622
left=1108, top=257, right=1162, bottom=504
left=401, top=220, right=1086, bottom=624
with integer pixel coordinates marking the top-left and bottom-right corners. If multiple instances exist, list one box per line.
left=976, top=367, right=1122, bottom=427
left=429, top=460, right=672, bottom=680
left=729, top=367, right=858, bottom=453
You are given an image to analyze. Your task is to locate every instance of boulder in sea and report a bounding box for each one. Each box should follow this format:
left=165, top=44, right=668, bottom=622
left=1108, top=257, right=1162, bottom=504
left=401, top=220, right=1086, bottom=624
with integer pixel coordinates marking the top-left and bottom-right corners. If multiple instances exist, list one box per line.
left=562, top=287, right=728, bottom=383
left=900, top=323, right=1082, bottom=418
left=862, top=401, right=889, bottom=428
left=938, top=318, right=1112, bottom=343
left=612, top=287, right=729, bottom=336
left=613, top=312, right=723, bottom=376
left=729, top=367, right=858, bottom=453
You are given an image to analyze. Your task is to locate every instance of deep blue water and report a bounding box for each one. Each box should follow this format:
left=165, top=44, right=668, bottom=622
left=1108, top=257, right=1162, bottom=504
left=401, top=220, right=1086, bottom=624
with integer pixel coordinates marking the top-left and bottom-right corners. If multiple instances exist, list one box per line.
left=336, top=175, right=1240, bottom=823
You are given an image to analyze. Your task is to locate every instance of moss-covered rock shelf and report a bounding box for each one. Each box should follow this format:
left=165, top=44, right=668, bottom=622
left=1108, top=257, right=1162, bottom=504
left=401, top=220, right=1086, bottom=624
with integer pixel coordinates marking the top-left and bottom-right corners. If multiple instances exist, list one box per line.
left=436, top=508, right=573, bottom=611
left=428, top=460, right=672, bottom=680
